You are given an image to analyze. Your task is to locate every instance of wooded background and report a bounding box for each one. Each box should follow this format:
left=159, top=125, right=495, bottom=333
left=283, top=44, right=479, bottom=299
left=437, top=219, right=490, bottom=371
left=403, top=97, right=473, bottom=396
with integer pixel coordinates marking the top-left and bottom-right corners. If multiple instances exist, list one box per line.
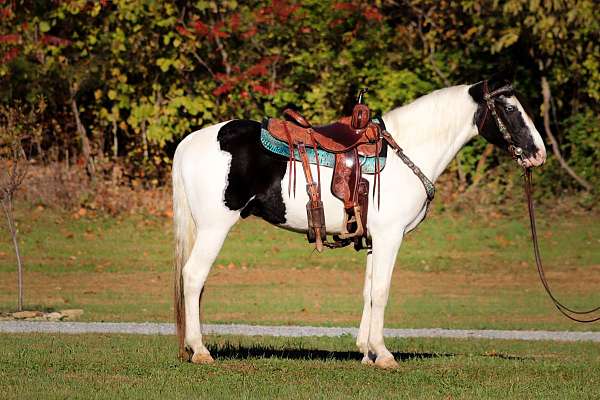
left=1, top=0, right=598, bottom=201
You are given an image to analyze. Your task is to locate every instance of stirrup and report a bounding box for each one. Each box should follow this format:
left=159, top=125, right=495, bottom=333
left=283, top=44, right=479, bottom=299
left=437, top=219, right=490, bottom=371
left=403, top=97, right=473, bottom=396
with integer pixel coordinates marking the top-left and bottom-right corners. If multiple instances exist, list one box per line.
left=338, top=205, right=364, bottom=239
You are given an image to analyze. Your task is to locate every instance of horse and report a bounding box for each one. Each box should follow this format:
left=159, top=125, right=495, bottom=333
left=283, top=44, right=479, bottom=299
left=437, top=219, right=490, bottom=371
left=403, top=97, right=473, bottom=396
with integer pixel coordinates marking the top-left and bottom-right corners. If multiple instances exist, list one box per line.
left=172, top=77, right=546, bottom=368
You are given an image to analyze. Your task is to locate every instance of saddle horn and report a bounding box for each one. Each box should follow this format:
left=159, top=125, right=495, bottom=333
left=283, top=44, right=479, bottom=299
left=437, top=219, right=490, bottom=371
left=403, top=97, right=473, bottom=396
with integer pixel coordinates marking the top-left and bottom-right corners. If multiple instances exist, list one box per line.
left=352, top=88, right=370, bottom=130
left=357, top=88, right=369, bottom=104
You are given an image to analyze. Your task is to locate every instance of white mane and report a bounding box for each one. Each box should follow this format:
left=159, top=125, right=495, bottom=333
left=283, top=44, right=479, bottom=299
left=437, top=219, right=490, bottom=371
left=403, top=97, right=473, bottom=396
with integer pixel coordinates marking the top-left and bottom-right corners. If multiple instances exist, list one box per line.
left=382, top=84, right=479, bottom=179
left=383, top=85, right=477, bottom=145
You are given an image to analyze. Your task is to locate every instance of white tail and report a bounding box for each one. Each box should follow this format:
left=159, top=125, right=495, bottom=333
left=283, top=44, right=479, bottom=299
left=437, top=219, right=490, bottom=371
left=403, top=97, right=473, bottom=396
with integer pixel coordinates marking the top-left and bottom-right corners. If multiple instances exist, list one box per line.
left=172, top=155, right=196, bottom=359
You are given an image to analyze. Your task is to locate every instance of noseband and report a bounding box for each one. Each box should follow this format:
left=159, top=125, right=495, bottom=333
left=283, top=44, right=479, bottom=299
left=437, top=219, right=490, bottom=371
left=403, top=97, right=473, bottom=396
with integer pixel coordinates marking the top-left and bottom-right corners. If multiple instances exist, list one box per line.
left=478, top=81, right=524, bottom=161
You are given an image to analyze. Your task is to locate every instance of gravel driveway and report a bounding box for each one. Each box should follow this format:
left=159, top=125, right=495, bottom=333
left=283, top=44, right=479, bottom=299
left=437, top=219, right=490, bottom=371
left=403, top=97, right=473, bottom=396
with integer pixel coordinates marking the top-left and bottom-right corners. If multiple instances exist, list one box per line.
left=1, top=321, right=599, bottom=342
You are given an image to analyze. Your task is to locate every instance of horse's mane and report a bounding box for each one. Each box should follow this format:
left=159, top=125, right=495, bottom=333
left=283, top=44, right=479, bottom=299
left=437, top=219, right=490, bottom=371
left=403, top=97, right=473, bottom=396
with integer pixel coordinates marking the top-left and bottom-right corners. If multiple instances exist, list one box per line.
left=383, top=85, right=476, bottom=148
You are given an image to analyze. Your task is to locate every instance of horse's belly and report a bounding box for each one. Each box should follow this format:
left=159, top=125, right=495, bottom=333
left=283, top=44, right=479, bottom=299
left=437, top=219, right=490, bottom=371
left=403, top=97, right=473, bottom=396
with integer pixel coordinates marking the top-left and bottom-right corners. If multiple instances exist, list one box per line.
left=278, top=164, right=366, bottom=234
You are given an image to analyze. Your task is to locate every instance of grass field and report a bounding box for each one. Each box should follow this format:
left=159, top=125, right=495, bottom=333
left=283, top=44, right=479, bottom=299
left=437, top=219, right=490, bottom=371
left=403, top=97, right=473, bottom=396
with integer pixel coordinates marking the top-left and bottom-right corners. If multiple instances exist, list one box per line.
left=0, top=204, right=599, bottom=330
left=2, top=333, right=599, bottom=399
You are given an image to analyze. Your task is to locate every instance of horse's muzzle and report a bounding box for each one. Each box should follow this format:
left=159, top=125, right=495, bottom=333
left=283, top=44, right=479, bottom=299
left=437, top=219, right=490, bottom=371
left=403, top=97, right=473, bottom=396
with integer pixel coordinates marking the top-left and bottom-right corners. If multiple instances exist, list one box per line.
left=518, top=149, right=546, bottom=168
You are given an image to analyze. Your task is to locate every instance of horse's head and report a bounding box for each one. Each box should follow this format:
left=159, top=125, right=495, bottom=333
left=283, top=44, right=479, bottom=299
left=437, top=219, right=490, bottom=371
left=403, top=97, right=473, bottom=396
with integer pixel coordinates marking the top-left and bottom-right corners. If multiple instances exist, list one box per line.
left=469, top=78, right=546, bottom=168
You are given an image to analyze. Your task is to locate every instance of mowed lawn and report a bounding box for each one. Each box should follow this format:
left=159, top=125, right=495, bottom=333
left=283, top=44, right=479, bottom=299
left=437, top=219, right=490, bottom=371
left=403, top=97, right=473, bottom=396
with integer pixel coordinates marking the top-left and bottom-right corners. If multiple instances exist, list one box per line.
left=1, top=333, right=599, bottom=399
left=0, top=204, right=599, bottom=331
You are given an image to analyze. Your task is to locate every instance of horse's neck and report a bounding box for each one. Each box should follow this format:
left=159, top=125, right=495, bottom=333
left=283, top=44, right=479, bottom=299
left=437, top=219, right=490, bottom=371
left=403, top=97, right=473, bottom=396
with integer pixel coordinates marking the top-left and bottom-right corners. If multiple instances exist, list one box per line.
left=383, top=85, right=478, bottom=181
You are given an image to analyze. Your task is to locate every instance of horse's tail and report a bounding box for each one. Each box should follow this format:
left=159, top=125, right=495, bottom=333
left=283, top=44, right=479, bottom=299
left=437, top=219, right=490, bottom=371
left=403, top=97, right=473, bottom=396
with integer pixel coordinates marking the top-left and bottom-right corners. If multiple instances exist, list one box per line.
left=172, top=152, right=196, bottom=359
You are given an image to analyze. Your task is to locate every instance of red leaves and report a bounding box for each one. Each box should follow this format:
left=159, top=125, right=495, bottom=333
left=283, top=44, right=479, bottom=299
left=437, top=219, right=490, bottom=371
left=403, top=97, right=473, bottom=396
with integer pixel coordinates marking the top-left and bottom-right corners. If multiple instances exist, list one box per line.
left=333, top=3, right=358, bottom=11
left=211, top=21, right=229, bottom=39
left=254, top=0, right=299, bottom=25
left=0, top=33, right=20, bottom=44
left=251, top=83, right=276, bottom=96
left=246, top=57, right=273, bottom=77
left=212, top=56, right=279, bottom=97
left=1, top=47, right=19, bottom=64
left=184, top=18, right=228, bottom=40
left=176, top=25, right=192, bottom=36
left=331, top=3, right=383, bottom=23
left=241, top=26, right=257, bottom=40
left=192, top=21, right=208, bottom=35
left=230, top=13, right=240, bottom=32
left=0, top=7, right=12, bottom=19
left=212, top=83, right=233, bottom=97
left=362, top=6, right=383, bottom=22
left=271, top=0, right=299, bottom=23
left=41, top=35, right=71, bottom=46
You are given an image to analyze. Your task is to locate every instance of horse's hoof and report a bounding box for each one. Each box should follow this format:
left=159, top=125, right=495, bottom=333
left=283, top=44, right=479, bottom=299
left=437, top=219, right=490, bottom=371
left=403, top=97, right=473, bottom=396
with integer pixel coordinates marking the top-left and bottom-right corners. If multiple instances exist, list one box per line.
left=191, top=353, right=214, bottom=364
left=361, top=355, right=374, bottom=365
left=374, top=356, right=399, bottom=369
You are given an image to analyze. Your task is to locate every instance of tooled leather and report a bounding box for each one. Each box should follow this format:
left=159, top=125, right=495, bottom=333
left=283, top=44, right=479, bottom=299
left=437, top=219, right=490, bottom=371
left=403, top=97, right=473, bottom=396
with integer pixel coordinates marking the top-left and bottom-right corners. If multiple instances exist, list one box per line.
left=267, top=118, right=380, bottom=154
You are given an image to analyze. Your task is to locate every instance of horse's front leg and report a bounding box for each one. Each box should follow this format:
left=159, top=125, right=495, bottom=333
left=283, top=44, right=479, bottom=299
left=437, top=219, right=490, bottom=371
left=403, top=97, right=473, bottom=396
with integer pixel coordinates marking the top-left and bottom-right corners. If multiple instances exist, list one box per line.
left=367, top=232, right=403, bottom=369
left=356, top=250, right=376, bottom=364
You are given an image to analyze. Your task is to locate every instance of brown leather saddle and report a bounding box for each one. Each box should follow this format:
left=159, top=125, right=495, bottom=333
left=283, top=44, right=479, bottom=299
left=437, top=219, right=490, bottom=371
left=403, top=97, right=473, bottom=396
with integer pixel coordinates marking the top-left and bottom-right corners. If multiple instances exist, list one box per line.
left=266, top=89, right=384, bottom=251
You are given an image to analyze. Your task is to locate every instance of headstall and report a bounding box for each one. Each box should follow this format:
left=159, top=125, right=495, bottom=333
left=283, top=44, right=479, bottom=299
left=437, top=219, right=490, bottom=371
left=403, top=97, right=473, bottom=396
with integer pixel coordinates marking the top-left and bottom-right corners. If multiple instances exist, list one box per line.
left=479, top=80, right=524, bottom=162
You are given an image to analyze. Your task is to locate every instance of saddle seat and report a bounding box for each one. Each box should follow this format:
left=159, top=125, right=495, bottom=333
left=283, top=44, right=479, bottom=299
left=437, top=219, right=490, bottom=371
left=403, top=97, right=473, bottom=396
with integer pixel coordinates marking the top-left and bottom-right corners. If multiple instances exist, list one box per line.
left=274, top=109, right=380, bottom=154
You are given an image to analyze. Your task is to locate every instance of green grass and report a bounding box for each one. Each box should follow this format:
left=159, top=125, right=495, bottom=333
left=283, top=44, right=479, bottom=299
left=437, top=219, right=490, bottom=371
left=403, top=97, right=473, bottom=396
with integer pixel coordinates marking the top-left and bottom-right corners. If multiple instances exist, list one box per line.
left=1, top=333, right=599, bottom=399
left=0, top=204, right=598, bottom=330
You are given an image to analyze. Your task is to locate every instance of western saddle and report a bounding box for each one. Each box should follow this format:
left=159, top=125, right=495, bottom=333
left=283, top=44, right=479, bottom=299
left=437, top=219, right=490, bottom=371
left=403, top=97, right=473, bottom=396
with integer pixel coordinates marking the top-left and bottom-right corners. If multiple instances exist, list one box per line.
left=266, top=89, right=385, bottom=251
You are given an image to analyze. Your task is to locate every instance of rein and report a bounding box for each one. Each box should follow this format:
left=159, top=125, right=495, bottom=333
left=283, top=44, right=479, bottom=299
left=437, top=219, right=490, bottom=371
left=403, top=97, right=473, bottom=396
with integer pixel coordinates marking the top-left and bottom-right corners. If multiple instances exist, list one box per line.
left=481, top=80, right=598, bottom=322
left=523, top=168, right=600, bottom=323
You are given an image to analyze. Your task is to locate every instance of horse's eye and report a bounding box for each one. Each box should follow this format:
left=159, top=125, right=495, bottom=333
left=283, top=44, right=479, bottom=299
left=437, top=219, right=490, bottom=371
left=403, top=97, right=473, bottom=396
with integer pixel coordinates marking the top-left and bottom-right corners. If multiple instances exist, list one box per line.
left=505, top=105, right=516, bottom=112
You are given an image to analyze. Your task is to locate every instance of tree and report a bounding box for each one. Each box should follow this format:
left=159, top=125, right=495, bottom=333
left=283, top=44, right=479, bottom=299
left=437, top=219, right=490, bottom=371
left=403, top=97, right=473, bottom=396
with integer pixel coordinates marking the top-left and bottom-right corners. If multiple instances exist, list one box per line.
left=0, top=102, right=43, bottom=311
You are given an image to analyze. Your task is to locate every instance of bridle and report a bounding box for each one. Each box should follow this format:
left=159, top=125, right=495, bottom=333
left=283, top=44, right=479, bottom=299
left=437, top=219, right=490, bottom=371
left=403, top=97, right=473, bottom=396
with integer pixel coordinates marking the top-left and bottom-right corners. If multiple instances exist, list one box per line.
left=481, top=80, right=600, bottom=323
left=478, top=80, right=524, bottom=162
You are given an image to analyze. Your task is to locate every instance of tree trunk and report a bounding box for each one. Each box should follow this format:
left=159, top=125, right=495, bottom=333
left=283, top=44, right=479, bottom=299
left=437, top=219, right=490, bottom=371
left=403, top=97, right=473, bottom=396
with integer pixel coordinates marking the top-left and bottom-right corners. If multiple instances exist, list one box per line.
left=541, top=77, right=592, bottom=191
left=141, top=119, right=148, bottom=160
left=2, top=196, right=23, bottom=311
left=112, top=118, right=118, bottom=158
left=69, top=83, right=95, bottom=179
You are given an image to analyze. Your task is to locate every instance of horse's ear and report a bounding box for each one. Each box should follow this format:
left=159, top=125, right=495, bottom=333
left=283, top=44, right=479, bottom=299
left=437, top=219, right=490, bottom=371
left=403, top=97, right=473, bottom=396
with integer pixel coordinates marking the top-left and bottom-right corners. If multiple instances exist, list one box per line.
left=468, top=81, right=485, bottom=103
left=487, top=70, right=513, bottom=90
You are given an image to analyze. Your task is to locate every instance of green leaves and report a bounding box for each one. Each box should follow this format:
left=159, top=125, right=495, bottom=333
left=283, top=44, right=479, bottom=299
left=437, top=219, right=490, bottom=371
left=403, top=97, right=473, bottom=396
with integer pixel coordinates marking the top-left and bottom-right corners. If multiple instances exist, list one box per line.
left=0, top=0, right=597, bottom=193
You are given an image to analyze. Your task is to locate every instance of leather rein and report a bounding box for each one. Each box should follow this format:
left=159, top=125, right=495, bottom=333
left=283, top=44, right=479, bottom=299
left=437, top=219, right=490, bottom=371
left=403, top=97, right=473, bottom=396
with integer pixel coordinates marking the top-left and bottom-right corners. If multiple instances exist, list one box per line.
left=481, top=81, right=600, bottom=323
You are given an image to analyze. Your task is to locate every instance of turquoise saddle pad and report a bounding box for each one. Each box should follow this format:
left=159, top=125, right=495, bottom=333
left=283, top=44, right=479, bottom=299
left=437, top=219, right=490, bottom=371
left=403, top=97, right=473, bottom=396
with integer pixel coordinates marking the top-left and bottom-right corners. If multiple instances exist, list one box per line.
left=259, top=116, right=387, bottom=174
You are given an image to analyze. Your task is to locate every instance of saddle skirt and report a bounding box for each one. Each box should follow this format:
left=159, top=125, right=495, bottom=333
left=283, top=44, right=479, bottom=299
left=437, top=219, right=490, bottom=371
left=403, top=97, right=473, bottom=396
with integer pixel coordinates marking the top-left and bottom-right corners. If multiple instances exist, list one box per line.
left=260, top=116, right=388, bottom=174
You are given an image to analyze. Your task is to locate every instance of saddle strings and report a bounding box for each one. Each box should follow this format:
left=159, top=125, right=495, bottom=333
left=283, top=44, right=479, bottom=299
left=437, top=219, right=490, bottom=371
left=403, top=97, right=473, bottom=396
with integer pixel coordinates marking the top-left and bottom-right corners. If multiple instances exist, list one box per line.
left=524, top=167, right=600, bottom=323
left=282, top=122, right=296, bottom=197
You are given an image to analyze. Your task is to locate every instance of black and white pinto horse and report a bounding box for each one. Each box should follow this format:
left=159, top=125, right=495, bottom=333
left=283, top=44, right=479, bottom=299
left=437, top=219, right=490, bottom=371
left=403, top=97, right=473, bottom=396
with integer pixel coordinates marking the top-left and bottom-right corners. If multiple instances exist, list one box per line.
left=173, top=78, right=546, bottom=368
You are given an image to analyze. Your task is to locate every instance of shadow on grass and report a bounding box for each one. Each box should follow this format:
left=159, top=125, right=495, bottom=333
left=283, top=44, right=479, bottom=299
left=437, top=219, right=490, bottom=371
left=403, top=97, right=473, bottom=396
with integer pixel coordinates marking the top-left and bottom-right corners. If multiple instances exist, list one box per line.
left=208, top=343, right=451, bottom=362
left=207, top=343, right=528, bottom=362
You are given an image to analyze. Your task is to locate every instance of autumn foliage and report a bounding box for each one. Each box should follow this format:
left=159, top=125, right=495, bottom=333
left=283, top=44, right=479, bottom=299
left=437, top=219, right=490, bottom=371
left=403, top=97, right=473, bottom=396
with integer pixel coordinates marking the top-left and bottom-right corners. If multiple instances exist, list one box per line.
left=0, top=0, right=597, bottom=196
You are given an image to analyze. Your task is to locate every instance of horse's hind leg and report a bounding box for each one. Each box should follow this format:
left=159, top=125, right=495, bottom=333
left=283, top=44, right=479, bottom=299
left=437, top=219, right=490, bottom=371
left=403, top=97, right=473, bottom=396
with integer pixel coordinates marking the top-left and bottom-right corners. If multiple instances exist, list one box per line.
left=183, top=221, right=236, bottom=363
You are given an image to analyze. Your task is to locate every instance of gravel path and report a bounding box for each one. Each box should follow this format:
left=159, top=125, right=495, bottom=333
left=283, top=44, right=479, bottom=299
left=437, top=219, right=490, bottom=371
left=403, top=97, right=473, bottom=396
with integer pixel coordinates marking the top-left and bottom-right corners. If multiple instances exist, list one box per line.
left=1, top=321, right=599, bottom=342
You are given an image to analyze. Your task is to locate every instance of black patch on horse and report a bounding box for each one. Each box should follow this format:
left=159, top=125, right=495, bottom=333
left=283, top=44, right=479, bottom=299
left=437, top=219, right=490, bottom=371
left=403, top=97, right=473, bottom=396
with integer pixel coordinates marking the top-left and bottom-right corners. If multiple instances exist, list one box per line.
left=468, top=78, right=538, bottom=159
left=217, top=120, right=287, bottom=224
